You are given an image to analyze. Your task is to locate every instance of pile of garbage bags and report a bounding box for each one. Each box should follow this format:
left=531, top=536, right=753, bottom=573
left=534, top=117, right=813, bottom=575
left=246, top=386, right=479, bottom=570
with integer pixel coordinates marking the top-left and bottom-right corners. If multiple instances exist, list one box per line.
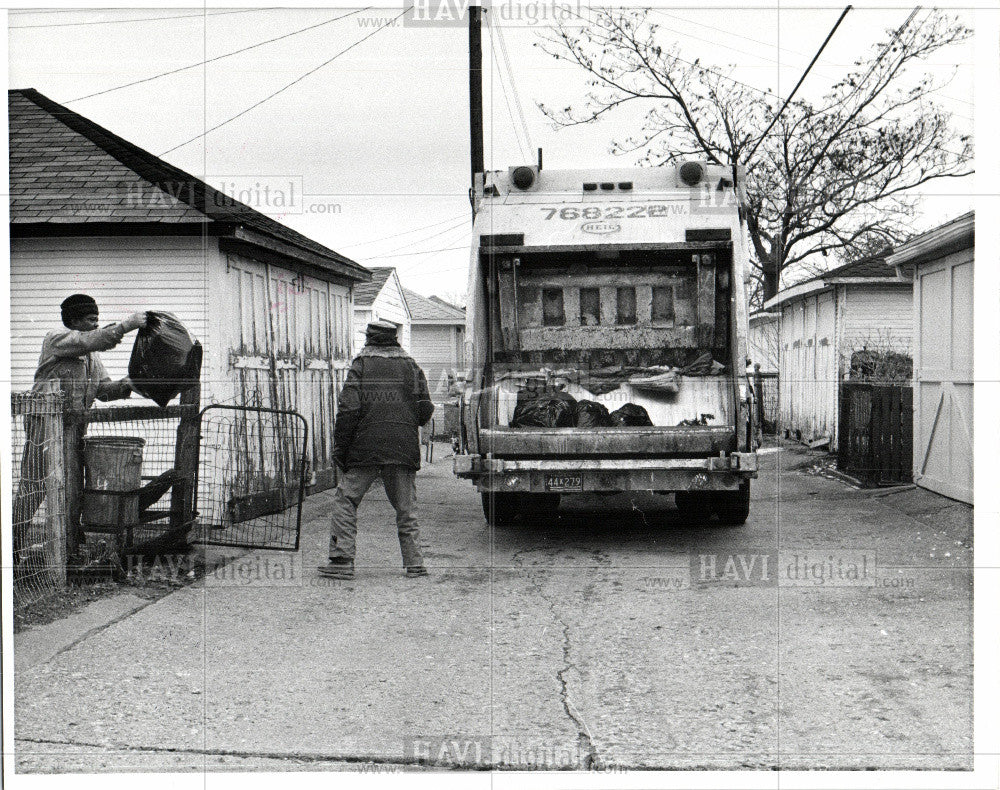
left=510, top=390, right=653, bottom=429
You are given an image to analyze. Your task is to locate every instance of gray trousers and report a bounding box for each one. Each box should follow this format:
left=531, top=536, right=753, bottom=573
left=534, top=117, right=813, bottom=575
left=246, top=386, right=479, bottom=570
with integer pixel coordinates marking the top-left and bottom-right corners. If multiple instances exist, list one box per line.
left=328, top=465, right=424, bottom=568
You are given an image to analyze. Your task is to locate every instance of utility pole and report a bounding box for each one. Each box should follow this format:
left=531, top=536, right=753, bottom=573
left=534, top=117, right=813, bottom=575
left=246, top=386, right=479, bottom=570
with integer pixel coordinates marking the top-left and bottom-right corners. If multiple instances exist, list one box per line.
left=469, top=4, right=484, bottom=213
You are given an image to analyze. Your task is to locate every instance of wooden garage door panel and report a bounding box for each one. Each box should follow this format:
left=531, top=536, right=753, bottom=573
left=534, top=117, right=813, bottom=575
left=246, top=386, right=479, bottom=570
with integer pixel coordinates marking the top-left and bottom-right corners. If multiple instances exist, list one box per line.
left=948, top=383, right=973, bottom=490
left=915, top=252, right=973, bottom=504
left=919, top=267, right=949, bottom=369
left=950, top=260, right=973, bottom=372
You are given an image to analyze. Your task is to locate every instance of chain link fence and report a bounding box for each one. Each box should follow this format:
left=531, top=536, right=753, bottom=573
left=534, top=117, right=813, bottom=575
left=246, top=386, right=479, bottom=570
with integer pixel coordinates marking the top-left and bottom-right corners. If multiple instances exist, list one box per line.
left=81, top=401, right=199, bottom=554
left=11, top=384, right=68, bottom=609
left=11, top=385, right=201, bottom=607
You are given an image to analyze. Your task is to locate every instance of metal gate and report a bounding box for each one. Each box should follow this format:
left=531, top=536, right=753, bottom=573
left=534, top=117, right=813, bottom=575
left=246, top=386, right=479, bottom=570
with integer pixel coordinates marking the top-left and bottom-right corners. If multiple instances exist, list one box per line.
left=191, top=405, right=309, bottom=551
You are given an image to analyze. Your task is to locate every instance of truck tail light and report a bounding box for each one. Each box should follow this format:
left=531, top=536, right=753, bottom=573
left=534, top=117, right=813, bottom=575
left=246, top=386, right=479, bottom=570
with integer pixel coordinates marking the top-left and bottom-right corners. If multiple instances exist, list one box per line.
left=511, top=166, right=536, bottom=190
left=679, top=161, right=705, bottom=186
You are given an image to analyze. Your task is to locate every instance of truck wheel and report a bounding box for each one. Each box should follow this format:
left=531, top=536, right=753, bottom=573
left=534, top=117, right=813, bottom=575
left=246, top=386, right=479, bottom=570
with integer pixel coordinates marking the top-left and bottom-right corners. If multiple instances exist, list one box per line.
left=713, top=482, right=751, bottom=526
left=519, top=493, right=560, bottom=523
left=482, top=492, right=521, bottom=526
left=674, top=491, right=711, bottom=522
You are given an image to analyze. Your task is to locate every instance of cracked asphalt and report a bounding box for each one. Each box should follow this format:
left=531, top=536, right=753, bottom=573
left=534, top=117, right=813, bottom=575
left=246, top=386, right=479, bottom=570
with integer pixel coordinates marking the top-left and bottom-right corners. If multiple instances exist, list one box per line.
left=14, top=443, right=973, bottom=772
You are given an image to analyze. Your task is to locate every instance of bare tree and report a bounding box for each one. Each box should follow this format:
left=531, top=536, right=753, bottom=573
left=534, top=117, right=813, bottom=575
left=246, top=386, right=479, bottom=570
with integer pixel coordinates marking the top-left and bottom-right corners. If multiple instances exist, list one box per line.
left=537, top=8, right=972, bottom=301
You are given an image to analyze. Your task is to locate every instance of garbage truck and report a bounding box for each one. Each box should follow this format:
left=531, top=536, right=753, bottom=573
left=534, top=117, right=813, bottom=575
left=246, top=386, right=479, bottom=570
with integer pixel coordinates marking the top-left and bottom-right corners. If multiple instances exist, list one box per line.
left=453, top=161, right=758, bottom=525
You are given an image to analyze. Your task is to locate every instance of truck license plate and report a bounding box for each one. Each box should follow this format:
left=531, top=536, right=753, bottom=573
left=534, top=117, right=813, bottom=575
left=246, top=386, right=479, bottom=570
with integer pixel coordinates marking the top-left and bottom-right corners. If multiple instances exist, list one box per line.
left=545, top=474, right=582, bottom=492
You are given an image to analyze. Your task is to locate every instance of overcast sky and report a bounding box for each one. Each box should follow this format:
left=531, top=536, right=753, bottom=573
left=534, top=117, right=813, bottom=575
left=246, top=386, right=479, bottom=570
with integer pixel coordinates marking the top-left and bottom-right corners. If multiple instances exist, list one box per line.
left=8, top=3, right=978, bottom=300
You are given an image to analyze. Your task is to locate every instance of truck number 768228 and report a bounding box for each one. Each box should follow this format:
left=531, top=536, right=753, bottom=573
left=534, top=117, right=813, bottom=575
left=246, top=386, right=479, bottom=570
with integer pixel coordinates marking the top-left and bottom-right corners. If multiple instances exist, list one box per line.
left=539, top=204, right=689, bottom=220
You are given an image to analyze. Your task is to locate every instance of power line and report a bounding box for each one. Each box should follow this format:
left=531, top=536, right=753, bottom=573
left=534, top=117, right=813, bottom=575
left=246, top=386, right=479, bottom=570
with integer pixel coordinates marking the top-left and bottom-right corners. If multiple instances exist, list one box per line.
left=494, top=19, right=534, bottom=154
left=563, top=6, right=972, bottom=146
left=649, top=10, right=788, bottom=66
left=66, top=9, right=369, bottom=104
left=159, top=8, right=409, bottom=157
left=359, top=219, right=470, bottom=260
left=10, top=8, right=273, bottom=29
left=394, top=224, right=472, bottom=267
left=363, top=245, right=468, bottom=260
left=486, top=14, right=528, bottom=160
left=650, top=7, right=972, bottom=119
left=745, top=6, right=852, bottom=161
left=854, top=8, right=920, bottom=92
left=339, top=213, right=470, bottom=249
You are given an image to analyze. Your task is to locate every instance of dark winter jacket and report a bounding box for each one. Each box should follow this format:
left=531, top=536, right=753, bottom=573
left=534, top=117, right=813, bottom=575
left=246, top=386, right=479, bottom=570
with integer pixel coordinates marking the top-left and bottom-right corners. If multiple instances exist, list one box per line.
left=333, top=344, right=434, bottom=469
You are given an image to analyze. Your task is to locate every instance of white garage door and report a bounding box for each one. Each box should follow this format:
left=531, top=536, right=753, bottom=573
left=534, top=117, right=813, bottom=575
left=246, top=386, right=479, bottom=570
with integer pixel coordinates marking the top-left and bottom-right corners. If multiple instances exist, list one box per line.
left=913, top=248, right=974, bottom=503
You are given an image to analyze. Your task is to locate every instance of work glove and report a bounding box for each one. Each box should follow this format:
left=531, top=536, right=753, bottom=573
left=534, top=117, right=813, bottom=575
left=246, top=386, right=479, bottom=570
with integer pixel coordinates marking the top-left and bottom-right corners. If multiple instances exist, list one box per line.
left=121, top=312, right=149, bottom=332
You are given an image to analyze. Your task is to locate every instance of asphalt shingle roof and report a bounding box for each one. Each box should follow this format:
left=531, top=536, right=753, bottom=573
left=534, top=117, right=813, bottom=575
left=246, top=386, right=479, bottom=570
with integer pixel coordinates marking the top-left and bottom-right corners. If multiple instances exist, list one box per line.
left=9, top=88, right=368, bottom=281
left=353, top=267, right=394, bottom=306
left=403, top=288, right=466, bottom=322
left=787, top=252, right=894, bottom=288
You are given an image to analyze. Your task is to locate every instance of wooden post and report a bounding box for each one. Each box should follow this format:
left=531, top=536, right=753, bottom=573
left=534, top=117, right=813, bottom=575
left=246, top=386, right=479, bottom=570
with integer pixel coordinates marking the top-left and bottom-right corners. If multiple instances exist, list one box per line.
left=469, top=4, right=484, bottom=200
left=41, top=385, right=66, bottom=585
left=63, top=410, right=85, bottom=558
left=169, top=383, right=201, bottom=538
left=753, top=364, right=764, bottom=433
left=837, top=382, right=848, bottom=471
left=901, top=386, right=914, bottom=484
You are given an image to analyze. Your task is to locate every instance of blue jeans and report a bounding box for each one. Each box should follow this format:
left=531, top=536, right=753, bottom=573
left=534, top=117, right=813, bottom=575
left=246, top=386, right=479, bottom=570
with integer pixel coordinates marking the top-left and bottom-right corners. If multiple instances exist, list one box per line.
left=328, top=465, right=424, bottom=568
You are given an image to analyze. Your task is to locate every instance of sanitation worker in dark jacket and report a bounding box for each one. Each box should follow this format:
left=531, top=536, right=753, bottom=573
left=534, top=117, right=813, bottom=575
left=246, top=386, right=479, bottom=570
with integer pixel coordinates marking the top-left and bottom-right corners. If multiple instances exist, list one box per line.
left=319, top=321, right=434, bottom=580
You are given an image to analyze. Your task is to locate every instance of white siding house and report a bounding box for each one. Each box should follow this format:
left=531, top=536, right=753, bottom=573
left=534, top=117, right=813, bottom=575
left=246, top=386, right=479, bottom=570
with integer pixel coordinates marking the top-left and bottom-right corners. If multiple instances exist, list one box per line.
left=402, top=289, right=466, bottom=397
left=763, top=256, right=913, bottom=449
left=9, top=88, right=369, bottom=492
left=352, top=267, right=411, bottom=352
left=888, top=212, right=974, bottom=504
left=748, top=311, right=779, bottom=374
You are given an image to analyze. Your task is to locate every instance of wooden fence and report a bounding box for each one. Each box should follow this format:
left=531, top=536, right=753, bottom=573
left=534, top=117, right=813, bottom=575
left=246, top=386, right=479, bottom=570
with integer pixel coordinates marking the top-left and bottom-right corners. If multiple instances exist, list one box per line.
left=753, top=367, right=779, bottom=435
left=837, top=382, right=912, bottom=486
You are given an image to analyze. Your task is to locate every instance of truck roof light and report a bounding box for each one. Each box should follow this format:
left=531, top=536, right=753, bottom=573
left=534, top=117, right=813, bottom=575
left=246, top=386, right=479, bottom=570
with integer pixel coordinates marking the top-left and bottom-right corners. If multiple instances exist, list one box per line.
left=511, top=166, right=535, bottom=190
left=600, top=182, right=615, bottom=190
left=679, top=161, right=705, bottom=186
left=583, top=183, right=598, bottom=191
left=618, top=182, right=633, bottom=190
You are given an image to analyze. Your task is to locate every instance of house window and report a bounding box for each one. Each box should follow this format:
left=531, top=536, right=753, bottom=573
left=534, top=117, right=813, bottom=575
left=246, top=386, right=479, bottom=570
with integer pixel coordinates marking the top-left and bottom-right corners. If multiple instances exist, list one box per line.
left=579, top=288, right=601, bottom=326
left=542, top=288, right=565, bottom=326
left=616, top=287, right=636, bottom=325
left=651, top=286, right=675, bottom=325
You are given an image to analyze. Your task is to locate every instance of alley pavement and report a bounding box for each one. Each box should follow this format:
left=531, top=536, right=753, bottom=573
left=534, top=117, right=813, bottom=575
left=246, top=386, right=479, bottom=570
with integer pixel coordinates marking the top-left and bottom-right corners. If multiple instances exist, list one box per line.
left=14, top=443, right=973, bottom=771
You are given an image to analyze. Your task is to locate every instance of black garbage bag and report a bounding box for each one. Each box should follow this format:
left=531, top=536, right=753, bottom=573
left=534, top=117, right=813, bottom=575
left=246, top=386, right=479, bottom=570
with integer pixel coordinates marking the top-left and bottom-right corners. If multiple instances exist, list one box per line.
left=128, top=312, right=203, bottom=407
left=575, top=399, right=614, bottom=428
left=610, top=403, right=653, bottom=427
left=510, top=389, right=577, bottom=428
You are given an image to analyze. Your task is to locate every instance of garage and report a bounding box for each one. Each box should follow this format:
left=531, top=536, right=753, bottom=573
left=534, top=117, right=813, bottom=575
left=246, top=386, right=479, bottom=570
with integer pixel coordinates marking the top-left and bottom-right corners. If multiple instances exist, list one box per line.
left=888, top=212, right=975, bottom=504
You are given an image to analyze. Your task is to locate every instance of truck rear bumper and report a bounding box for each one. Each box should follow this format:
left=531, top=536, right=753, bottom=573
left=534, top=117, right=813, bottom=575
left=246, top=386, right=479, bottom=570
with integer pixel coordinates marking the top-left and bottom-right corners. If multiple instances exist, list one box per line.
left=454, top=454, right=757, bottom=493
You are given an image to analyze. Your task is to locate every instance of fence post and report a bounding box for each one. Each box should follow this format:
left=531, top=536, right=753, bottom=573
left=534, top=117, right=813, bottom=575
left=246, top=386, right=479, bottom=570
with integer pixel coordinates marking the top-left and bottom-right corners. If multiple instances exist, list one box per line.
left=41, top=387, right=67, bottom=586
left=169, top=383, right=201, bottom=536
left=901, top=387, right=914, bottom=483
left=753, top=364, right=764, bottom=433
left=63, top=409, right=85, bottom=558
left=837, top=382, right=848, bottom=471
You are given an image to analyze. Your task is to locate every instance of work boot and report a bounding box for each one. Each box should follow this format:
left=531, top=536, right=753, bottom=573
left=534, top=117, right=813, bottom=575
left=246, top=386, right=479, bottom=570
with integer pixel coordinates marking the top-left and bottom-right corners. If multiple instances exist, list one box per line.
left=317, top=559, right=355, bottom=580
left=405, top=565, right=428, bottom=578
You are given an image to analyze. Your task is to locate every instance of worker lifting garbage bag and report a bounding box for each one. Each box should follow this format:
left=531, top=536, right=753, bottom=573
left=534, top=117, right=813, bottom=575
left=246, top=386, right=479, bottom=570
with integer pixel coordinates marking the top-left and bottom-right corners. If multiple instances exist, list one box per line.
left=127, top=311, right=203, bottom=407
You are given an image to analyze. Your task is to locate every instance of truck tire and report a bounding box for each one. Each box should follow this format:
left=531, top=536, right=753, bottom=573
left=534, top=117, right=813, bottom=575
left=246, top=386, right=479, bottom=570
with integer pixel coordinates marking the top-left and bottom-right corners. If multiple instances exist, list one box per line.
left=675, top=491, right=711, bottom=522
left=482, top=492, right=521, bottom=526
left=519, top=493, right=560, bottom=523
left=713, top=481, right=751, bottom=526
